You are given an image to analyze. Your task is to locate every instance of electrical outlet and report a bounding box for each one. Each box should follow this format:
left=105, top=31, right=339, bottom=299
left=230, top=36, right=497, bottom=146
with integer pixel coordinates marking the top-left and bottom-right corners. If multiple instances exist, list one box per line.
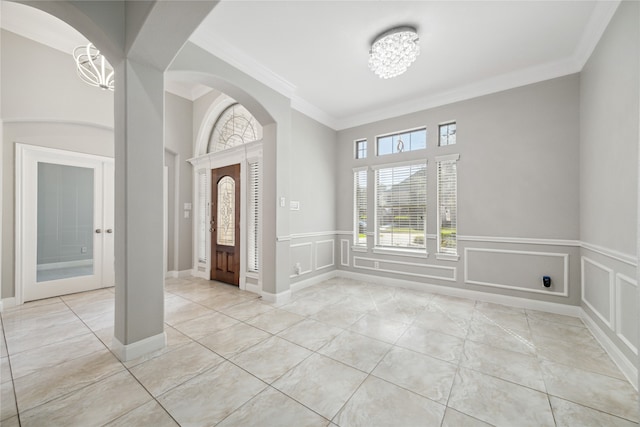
left=374, top=261, right=380, bottom=269
left=81, top=247, right=87, bottom=253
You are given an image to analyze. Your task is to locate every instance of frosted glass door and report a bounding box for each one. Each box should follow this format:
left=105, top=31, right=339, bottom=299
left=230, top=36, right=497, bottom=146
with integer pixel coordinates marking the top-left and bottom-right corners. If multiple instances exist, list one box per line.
left=19, top=144, right=113, bottom=302
left=37, top=162, right=95, bottom=282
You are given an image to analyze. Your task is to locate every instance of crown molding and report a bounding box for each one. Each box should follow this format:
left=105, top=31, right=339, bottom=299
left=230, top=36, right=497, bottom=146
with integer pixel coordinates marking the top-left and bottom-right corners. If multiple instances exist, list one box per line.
left=334, top=56, right=580, bottom=130
left=572, top=1, right=620, bottom=70
left=290, top=96, right=338, bottom=130
left=187, top=2, right=618, bottom=132
left=190, top=26, right=297, bottom=99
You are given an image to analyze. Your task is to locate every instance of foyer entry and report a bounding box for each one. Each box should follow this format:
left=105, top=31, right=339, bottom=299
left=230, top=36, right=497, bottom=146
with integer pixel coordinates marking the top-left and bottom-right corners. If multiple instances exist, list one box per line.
left=211, top=164, right=241, bottom=286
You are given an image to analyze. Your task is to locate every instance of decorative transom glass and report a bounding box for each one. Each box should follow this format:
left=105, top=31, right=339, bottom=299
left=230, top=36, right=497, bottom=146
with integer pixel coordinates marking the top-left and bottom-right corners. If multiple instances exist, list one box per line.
left=217, top=176, right=235, bottom=246
left=208, top=103, right=263, bottom=153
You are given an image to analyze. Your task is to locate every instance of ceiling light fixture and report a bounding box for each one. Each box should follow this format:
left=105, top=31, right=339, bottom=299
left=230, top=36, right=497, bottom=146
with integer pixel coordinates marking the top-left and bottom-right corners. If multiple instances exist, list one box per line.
left=368, top=26, right=420, bottom=79
left=73, top=43, right=114, bottom=91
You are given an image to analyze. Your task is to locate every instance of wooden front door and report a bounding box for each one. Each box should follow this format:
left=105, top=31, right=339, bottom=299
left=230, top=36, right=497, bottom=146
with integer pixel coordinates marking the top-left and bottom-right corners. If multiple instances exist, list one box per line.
left=211, top=164, right=241, bottom=285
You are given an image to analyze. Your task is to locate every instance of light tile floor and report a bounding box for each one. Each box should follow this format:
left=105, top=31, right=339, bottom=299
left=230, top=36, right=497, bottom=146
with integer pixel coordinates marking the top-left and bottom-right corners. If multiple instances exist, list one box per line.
left=1, top=276, right=638, bottom=426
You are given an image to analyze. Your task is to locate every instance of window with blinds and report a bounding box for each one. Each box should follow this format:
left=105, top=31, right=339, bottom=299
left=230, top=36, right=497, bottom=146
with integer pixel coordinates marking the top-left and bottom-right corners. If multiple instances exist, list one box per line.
left=437, top=155, right=459, bottom=254
left=375, top=162, right=427, bottom=249
left=197, top=170, right=208, bottom=263
left=354, top=169, right=367, bottom=247
left=248, top=161, right=260, bottom=272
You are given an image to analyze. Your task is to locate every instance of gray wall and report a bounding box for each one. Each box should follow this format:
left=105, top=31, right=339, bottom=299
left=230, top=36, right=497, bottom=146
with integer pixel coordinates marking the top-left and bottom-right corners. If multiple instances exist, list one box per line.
left=579, top=1, right=639, bottom=365
left=164, top=92, right=194, bottom=272
left=289, top=110, right=338, bottom=283
left=337, top=75, right=582, bottom=304
left=290, top=110, right=337, bottom=235
left=1, top=30, right=114, bottom=127
left=1, top=31, right=114, bottom=299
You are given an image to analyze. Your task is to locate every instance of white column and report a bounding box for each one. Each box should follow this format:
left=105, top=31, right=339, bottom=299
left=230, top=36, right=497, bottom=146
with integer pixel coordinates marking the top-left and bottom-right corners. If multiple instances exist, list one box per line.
left=112, top=58, right=166, bottom=361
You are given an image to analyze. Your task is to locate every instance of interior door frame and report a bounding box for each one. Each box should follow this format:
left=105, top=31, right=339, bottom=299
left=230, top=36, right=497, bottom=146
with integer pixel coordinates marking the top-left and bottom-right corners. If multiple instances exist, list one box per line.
left=15, top=143, right=114, bottom=304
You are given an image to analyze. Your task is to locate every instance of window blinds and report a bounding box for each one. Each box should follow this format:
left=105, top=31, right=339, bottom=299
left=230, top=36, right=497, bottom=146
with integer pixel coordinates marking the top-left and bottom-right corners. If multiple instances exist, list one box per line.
left=197, top=171, right=208, bottom=263
left=248, top=161, right=260, bottom=272
left=437, top=159, right=457, bottom=254
left=354, top=169, right=367, bottom=246
left=375, top=163, right=427, bottom=249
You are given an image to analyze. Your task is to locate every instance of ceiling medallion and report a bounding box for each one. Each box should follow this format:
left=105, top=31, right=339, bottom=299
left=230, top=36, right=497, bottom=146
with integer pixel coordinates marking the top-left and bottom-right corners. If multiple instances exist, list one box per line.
left=73, top=43, right=114, bottom=91
left=368, top=26, right=420, bottom=79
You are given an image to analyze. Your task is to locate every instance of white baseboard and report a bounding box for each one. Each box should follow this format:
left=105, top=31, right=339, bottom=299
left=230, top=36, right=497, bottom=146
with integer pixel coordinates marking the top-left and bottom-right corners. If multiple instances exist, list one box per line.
left=261, top=289, right=292, bottom=304
left=111, top=332, right=166, bottom=362
left=0, top=297, right=17, bottom=312
left=245, top=282, right=261, bottom=295
left=290, top=270, right=338, bottom=293
left=580, top=308, right=638, bottom=391
left=337, top=270, right=581, bottom=317
left=165, top=270, right=193, bottom=279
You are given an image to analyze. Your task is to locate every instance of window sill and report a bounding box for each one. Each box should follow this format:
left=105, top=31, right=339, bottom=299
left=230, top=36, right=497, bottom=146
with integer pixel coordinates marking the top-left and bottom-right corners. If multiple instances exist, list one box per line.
left=352, top=246, right=367, bottom=253
left=246, top=272, right=259, bottom=279
left=373, top=247, right=428, bottom=258
left=436, top=253, right=459, bottom=261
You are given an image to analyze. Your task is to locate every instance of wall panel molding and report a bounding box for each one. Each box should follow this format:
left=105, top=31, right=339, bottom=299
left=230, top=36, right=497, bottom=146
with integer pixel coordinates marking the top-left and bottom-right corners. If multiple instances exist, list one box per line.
left=581, top=256, right=615, bottom=330
left=615, top=273, right=638, bottom=355
left=464, top=248, right=569, bottom=297
left=315, top=239, right=335, bottom=271
left=340, top=239, right=350, bottom=267
left=459, top=235, right=579, bottom=247
left=290, top=242, right=313, bottom=278
left=581, top=241, right=637, bottom=267
left=353, top=256, right=456, bottom=282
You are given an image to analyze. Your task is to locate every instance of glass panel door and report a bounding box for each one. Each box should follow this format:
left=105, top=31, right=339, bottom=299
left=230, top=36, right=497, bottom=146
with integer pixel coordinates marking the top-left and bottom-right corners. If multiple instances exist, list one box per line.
left=37, top=162, right=95, bottom=282
left=18, top=144, right=114, bottom=302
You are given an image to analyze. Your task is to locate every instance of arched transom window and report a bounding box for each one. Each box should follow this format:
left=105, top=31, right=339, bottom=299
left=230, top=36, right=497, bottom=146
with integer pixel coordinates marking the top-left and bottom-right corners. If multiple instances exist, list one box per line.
left=207, top=103, right=263, bottom=153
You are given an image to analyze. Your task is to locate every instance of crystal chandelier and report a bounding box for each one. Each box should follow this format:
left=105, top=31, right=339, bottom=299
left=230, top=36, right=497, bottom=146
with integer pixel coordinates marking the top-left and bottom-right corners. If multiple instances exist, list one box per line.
left=73, top=43, right=114, bottom=91
left=368, top=26, right=420, bottom=79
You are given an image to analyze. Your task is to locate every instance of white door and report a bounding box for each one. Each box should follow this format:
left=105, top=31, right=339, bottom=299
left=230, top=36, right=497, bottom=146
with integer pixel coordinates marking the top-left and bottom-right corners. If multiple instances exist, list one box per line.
left=18, top=145, right=114, bottom=302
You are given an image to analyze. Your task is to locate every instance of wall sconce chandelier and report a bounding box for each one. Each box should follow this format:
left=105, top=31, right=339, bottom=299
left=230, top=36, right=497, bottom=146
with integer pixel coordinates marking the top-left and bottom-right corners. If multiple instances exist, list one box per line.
left=73, top=43, right=114, bottom=91
left=368, top=26, right=420, bottom=79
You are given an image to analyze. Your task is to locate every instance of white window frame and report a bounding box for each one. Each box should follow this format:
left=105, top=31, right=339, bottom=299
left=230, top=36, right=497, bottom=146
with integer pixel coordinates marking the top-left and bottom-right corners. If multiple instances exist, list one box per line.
left=355, top=139, right=367, bottom=159
left=436, top=153, right=460, bottom=261
left=353, top=167, right=368, bottom=251
left=372, top=159, right=428, bottom=256
left=375, top=127, right=427, bottom=157
left=438, top=121, right=457, bottom=147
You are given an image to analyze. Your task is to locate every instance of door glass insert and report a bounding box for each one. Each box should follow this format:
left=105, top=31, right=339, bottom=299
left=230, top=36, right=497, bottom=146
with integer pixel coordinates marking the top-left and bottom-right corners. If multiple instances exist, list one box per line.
left=37, top=162, right=94, bottom=282
left=217, top=176, right=235, bottom=246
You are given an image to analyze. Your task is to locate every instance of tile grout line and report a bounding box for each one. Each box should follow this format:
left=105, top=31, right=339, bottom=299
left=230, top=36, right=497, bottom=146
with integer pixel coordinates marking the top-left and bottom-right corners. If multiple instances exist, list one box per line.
left=58, top=296, right=184, bottom=426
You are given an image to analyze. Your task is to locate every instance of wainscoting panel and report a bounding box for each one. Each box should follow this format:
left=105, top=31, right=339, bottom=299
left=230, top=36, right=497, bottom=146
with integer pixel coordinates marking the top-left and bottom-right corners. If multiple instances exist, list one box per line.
left=290, top=242, right=313, bottom=278
left=581, top=256, right=614, bottom=330
left=340, top=240, right=350, bottom=267
left=353, top=257, right=456, bottom=281
left=615, top=273, right=638, bottom=354
left=315, top=240, right=335, bottom=271
left=465, top=248, right=568, bottom=296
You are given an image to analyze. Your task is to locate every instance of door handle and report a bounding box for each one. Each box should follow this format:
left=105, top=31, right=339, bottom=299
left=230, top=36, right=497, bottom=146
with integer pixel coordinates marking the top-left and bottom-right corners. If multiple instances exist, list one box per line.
left=106, top=229, right=113, bottom=234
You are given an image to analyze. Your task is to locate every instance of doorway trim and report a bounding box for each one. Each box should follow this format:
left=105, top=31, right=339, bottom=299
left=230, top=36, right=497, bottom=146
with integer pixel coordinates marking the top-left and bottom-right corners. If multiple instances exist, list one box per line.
left=15, top=143, right=114, bottom=304
left=188, top=140, right=263, bottom=294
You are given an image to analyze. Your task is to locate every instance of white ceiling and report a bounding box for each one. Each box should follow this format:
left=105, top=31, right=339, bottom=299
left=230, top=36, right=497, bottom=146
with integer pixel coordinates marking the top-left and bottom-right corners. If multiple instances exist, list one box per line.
left=1, top=1, right=620, bottom=130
